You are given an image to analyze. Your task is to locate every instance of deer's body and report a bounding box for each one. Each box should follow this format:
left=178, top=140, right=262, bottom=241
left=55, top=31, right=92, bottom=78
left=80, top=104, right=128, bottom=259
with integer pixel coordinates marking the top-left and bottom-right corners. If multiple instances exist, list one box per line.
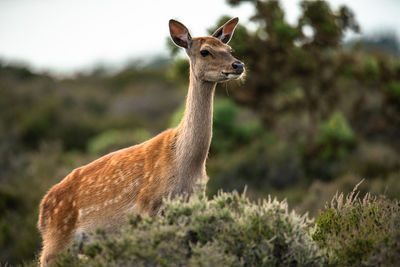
left=38, top=18, right=244, bottom=266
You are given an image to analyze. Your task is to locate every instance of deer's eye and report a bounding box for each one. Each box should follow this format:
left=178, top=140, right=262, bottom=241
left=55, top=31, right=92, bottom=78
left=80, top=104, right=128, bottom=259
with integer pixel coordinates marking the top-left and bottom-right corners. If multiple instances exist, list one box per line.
left=200, top=50, right=210, bottom=57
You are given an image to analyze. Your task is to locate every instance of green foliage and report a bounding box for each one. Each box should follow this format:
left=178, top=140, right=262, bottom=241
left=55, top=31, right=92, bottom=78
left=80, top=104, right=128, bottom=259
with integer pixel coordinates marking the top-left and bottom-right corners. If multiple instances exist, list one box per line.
left=313, top=185, right=400, bottom=266
left=212, top=98, right=262, bottom=153
left=208, top=133, right=304, bottom=196
left=386, top=80, right=400, bottom=99
left=56, top=182, right=324, bottom=266
left=315, top=111, right=356, bottom=160
left=363, top=56, right=380, bottom=80
left=299, top=1, right=359, bottom=47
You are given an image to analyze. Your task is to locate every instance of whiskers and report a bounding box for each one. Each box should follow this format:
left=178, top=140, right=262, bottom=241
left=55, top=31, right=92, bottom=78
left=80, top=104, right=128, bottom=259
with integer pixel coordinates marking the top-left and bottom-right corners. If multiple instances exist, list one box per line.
left=225, top=69, right=247, bottom=89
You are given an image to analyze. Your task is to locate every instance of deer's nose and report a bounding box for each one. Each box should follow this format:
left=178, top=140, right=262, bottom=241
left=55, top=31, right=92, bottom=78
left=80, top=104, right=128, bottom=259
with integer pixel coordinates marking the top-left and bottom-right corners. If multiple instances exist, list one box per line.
left=232, top=61, right=244, bottom=74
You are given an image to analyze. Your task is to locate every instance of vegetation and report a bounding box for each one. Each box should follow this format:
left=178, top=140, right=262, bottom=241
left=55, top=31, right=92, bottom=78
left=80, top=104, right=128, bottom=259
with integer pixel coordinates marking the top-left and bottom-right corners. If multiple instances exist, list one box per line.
left=23, top=182, right=398, bottom=267
left=1, top=0, right=400, bottom=265
left=313, top=184, right=400, bottom=266
left=51, top=182, right=323, bottom=267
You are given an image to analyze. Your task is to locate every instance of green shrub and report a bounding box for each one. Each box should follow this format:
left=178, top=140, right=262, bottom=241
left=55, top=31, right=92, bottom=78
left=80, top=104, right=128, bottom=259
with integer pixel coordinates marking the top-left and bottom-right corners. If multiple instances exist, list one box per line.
left=56, top=182, right=324, bottom=266
left=363, top=56, right=380, bottom=80
left=315, top=111, right=356, bottom=160
left=212, top=98, right=262, bottom=153
left=313, top=182, right=400, bottom=266
left=386, top=81, right=400, bottom=99
left=208, top=133, right=304, bottom=195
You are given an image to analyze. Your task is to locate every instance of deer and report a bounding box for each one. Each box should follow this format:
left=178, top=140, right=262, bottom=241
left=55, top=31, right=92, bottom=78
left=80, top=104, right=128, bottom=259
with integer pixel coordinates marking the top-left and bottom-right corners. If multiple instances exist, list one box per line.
left=37, top=17, right=245, bottom=266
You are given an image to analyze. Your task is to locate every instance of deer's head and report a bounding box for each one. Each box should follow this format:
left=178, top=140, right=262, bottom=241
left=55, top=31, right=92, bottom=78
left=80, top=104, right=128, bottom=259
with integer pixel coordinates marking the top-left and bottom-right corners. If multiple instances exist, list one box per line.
left=169, top=17, right=245, bottom=83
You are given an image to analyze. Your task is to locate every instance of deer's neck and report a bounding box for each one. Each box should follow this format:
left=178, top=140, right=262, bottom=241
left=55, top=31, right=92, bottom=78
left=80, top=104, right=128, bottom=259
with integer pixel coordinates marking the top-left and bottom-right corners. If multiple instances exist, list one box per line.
left=175, top=69, right=216, bottom=171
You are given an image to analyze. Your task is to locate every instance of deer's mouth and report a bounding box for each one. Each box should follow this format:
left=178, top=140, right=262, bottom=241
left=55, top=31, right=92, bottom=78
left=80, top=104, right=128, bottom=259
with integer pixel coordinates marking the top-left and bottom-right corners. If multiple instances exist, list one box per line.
left=222, top=72, right=241, bottom=79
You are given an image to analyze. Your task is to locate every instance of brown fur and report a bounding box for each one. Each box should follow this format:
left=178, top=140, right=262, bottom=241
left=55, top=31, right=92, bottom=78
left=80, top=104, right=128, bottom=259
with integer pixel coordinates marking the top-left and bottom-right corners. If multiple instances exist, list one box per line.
left=38, top=17, right=244, bottom=266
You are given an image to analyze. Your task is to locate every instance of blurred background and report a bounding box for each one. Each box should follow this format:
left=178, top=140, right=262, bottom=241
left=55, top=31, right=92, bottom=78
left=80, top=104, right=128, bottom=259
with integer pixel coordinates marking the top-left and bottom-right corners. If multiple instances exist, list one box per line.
left=1, top=0, right=400, bottom=264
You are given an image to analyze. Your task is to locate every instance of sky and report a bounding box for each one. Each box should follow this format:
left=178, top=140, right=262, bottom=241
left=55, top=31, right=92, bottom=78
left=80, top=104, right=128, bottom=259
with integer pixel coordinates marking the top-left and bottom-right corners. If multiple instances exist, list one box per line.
left=0, top=0, right=399, bottom=74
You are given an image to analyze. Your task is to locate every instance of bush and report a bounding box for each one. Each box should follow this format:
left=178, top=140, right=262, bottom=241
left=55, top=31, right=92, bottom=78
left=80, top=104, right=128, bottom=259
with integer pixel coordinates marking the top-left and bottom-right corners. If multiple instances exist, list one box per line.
left=315, top=111, right=356, bottom=160
left=212, top=98, right=262, bottom=153
left=386, top=81, right=400, bottom=99
left=55, top=182, right=324, bottom=266
left=313, top=182, right=400, bottom=266
left=208, top=133, right=304, bottom=196
left=363, top=57, right=380, bottom=80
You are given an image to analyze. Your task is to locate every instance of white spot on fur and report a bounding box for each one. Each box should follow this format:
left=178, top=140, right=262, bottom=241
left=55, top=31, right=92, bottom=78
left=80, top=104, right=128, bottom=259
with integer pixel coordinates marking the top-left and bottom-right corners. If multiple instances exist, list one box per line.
left=129, top=179, right=141, bottom=188
left=83, top=205, right=101, bottom=215
left=154, top=160, right=160, bottom=168
left=104, top=196, right=121, bottom=206
left=63, top=213, right=72, bottom=224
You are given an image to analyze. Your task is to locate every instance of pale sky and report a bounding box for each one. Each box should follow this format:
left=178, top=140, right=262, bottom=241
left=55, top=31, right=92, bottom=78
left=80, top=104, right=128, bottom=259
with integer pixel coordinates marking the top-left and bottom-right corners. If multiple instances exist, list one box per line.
left=0, top=0, right=399, bottom=74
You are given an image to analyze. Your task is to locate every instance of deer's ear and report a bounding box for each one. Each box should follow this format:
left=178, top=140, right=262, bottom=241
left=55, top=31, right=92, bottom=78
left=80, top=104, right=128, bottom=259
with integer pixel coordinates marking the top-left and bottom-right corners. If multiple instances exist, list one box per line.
left=212, top=17, right=239, bottom=44
left=169, top=19, right=192, bottom=49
